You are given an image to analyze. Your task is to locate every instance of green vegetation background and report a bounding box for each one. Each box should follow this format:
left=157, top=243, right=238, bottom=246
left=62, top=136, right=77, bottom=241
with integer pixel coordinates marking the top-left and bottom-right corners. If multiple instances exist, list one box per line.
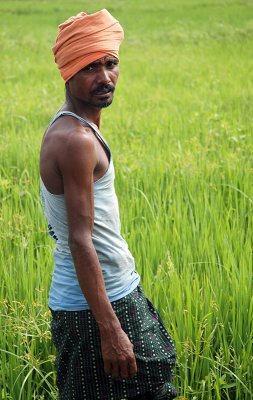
left=0, top=0, right=253, bottom=399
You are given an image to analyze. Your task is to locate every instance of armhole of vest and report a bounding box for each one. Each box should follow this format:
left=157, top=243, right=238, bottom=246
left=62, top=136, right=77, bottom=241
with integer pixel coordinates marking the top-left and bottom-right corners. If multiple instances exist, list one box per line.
left=48, top=111, right=111, bottom=160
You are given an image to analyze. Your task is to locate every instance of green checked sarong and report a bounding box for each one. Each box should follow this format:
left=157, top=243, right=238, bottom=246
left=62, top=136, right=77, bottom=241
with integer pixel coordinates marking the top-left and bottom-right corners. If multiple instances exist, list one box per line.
left=50, top=285, right=177, bottom=400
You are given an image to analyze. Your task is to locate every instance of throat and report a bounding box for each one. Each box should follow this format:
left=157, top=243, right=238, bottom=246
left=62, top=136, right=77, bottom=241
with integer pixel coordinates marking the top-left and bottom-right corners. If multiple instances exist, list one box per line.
left=62, top=99, right=102, bottom=128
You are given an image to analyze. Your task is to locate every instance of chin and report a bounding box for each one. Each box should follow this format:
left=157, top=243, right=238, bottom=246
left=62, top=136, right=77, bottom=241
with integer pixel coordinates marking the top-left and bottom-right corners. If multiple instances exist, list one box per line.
left=97, top=99, right=113, bottom=109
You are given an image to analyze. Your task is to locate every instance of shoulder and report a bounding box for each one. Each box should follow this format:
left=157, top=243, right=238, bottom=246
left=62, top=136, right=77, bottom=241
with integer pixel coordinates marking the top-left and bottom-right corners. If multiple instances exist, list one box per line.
left=58, top=127, right=98, bottom=175
left=64, top=127, right=96, bottom=156
left=45, top=116, right=97, bottom=159
left=42, top=116, right=98, bottom=175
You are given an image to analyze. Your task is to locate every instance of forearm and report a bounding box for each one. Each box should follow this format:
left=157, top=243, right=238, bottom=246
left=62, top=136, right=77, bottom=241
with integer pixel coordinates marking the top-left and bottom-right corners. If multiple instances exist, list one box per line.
left=69, top=239, right=121, bottom=332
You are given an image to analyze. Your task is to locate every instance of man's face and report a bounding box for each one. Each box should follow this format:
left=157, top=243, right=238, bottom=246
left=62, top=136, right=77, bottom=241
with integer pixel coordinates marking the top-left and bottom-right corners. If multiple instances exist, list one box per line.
left=67, top=55, right=119, bottom=109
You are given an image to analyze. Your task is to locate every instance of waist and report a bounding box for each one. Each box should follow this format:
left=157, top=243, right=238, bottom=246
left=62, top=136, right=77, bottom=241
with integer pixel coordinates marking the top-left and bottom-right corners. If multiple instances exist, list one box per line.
left=49, top=249, right=140, bottom=311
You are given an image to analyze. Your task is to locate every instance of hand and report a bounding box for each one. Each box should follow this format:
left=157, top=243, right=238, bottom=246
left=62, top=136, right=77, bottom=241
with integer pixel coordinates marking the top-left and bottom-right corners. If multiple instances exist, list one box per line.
left=100, top=326, right=137, bottom=379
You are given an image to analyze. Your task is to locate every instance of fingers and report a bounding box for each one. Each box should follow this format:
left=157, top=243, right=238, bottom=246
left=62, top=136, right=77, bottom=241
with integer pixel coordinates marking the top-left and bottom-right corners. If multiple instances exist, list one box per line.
left=103, top=359, right=112, bottom=376
left=119, top=358, right=129, bottom=379
left=101, top=329, right=138, bottom=379
left=111, top=361, right=120, bottom=379
left=128, top=356, right=137, bottom=377
left=103, top=356, right=137, bottom=379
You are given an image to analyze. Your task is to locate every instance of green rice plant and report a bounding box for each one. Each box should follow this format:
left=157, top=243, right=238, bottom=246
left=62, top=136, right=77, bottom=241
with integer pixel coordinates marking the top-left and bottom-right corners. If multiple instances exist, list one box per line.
left=1, top=0, right=253, bottom=398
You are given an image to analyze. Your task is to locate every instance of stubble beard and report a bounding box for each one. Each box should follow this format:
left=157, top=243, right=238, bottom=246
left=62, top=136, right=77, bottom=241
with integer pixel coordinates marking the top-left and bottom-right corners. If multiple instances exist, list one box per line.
left=98, top=98, right=113, bottom=109
left=91, top=83, right=115, bottom=109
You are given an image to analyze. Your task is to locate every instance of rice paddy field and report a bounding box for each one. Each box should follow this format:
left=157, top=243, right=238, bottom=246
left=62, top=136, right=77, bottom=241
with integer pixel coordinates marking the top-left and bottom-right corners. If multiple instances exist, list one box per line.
left=1, top=0, right=253, bottom=398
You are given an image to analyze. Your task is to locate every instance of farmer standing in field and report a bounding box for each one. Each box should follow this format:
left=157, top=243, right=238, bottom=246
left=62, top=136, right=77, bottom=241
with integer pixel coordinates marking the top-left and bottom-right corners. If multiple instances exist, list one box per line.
left=40, top=9, right=177, bottom=400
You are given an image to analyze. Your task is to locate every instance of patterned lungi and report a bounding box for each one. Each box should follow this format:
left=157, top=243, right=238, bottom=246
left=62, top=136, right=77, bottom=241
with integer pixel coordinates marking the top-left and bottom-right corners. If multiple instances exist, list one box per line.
left=50, top=285, right=177, bottom=399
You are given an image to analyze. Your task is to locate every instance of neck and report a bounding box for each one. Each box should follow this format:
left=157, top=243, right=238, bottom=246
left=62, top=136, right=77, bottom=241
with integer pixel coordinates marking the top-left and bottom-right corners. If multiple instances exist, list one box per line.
left=61, top=98, right=102, bottom=128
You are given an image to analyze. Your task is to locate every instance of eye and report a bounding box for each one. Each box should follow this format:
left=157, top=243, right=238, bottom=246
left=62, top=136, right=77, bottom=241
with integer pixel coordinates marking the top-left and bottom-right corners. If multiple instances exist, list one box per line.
left=106, top=60, right=119, bottom=68
left=82, top=63, right=96, bottom=72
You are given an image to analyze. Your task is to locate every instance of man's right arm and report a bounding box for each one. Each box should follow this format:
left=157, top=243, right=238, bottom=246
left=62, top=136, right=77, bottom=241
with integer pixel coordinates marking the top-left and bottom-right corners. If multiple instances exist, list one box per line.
left=57, top=129, right=137, bottom=379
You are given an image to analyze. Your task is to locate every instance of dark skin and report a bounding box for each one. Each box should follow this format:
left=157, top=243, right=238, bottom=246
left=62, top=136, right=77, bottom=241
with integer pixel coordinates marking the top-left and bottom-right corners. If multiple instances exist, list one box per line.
left=40, top=55, right=137, bottom=380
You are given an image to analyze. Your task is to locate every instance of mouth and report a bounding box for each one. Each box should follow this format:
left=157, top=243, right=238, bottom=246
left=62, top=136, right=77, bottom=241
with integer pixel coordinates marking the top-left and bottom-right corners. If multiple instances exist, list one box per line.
left=93, top=91, right=112, bottom=97
left=92, top=85, right=115, bottom=97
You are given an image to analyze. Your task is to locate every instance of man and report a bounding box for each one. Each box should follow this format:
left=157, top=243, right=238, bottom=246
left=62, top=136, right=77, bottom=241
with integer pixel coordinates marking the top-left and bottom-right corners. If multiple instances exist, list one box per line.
left=40, top=9, right=177, bottom=400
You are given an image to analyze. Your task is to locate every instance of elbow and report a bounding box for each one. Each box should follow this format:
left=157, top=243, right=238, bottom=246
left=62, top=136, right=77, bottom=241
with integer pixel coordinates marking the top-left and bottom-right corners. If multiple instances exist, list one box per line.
left=68, top=233, right=93, bottom=254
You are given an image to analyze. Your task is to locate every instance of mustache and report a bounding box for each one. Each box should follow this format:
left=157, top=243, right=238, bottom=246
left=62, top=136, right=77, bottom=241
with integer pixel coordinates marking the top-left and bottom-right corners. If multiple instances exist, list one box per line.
left=91, top=84, right=115, bottom=95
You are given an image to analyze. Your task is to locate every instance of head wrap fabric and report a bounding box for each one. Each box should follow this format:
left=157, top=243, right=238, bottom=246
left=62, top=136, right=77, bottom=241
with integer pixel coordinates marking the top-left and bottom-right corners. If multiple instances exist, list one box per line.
left=52, top=9, right=124, bottom=82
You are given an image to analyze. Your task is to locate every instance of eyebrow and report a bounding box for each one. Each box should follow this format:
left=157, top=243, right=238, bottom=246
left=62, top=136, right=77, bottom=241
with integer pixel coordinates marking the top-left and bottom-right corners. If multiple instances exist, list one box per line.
left=86, top=57, right=118, bottom=68
left=88, top=61, right=100, bottom=67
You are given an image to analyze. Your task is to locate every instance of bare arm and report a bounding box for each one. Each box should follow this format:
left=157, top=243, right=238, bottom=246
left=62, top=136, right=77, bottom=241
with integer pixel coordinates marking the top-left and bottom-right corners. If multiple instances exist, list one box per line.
left=58, top=129, right=137, bottom=379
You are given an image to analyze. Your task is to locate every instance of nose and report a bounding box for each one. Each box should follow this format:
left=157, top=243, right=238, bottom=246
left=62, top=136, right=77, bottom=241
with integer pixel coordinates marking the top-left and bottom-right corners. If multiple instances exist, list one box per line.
left=96, top=67, right=111, bottom=84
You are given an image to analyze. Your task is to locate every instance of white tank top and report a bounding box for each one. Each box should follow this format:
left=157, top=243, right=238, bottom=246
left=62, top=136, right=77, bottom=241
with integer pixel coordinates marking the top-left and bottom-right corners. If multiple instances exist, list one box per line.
left=40, top=111, right=140, bottom=311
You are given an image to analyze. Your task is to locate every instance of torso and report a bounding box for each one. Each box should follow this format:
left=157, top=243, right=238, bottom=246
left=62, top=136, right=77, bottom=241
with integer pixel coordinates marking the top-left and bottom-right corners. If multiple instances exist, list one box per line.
left=40, top=115, right=109, bottom=195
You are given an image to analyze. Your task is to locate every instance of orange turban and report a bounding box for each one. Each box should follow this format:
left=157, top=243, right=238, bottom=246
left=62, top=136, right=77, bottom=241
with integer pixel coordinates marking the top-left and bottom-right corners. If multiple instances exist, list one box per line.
left=52, top=9, right=124, bottom=82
